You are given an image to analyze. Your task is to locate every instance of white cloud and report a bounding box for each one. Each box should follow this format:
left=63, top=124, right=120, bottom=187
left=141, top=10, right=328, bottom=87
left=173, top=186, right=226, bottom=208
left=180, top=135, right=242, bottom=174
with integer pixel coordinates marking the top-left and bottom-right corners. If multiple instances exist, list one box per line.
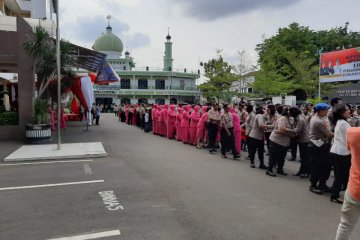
left=58, top=0, right=360, bottom=75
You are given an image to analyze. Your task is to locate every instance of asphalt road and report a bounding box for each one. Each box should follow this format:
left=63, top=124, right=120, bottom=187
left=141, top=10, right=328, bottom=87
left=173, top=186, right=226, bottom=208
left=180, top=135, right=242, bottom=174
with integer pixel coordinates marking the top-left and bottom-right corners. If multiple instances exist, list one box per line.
left=0, top=113, right=358, bottom=240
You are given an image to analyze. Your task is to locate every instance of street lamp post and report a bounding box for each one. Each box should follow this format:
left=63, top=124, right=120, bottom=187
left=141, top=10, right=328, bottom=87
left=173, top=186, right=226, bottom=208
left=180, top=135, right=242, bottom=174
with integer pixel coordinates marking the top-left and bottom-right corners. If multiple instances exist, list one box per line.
left=317, top=47, right=324, bottom=99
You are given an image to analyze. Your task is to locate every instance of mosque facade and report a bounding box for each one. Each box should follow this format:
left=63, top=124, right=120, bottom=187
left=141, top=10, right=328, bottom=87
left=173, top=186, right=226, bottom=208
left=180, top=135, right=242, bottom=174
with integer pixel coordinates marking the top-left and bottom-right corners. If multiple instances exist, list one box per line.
left=92, top=20, right=200, bottom=106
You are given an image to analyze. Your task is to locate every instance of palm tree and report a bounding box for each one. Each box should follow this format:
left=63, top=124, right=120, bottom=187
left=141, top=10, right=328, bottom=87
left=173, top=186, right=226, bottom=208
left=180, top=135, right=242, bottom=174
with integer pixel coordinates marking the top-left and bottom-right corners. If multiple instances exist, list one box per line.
left=23, top=25, right=76, bottom=124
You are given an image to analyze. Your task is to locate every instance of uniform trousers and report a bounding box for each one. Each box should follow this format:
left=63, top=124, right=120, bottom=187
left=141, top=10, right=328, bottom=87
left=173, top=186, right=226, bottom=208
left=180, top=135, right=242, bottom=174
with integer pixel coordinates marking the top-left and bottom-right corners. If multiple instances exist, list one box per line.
left=331, top=153, right=351, bottom=198
left=208, top=122, right=218, bottom=151
left=289, top=136, right=298, bottom=160
left=298, top=142, right=311, bottom=174
left=268, top=140, right=287, bottom=172
left=335, top=190, right=360, bottom=240
left=220, top=127, right=237, bottom=156
left=309, top=142, right=331, bottom=188
left=248, top=137, right=265, bottom=166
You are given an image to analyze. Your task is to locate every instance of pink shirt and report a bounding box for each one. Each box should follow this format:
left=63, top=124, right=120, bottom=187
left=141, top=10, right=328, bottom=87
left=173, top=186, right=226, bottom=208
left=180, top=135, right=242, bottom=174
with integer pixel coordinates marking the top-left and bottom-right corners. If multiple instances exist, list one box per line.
left=197, top=112, right=208, bottom=129
left=347, top=127, right=360, bottom=201
left=232, top=112, right=241, bottom=131
left=181, top=108, right=191, bottom=127
left=190, top=108, right=201, bottom=127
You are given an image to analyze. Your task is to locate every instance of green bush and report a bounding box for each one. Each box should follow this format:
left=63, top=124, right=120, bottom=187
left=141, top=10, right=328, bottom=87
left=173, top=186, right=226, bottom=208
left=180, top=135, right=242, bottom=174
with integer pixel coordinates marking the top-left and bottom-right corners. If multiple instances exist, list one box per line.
left=34, top=98, right=49, bottom=124
left=0, top=112, right=19, bottom=125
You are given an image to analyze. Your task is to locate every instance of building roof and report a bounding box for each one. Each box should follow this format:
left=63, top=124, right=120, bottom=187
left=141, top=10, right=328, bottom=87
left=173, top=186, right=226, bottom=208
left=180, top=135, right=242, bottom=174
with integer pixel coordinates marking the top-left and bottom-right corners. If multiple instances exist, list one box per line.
left=93, top=25, right=123, bottom=53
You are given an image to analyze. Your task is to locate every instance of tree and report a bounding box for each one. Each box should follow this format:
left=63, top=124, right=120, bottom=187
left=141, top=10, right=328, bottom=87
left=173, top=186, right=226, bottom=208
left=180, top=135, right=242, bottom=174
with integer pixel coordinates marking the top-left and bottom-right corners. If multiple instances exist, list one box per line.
left=255, top=22, right=360, bottom=99
left=198, top=51, right=238, bottom=103
left=23, top=26, right=76, bottom=108
left=232, top=50, right=257, bottom=98
left=284, top=51, right=318, bottom=97
left=252, top=68, right=296, bottom=97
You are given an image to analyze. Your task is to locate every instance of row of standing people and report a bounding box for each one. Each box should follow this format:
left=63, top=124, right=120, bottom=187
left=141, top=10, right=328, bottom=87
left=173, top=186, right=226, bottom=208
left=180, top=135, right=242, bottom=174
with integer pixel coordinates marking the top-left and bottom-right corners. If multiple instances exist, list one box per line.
left=118, top=103, right=243, bottom=159
left=116, top=101, right=360, bottom=205
left=116, top=101, right=360, bottom=240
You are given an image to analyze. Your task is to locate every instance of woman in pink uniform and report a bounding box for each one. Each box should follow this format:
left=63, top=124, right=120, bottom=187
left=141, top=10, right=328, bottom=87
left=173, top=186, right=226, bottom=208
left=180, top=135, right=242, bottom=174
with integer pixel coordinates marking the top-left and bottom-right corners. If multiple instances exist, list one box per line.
left=175, top=107, right=183, bottom=141
left=161, top=104, right=169, bottom=136
left=132, top=104, right=137, bottom=126
left=157, top=105, right=164, bottom=136
left=230, top=107, right=241, bottom=155
left=189, top=105, right=201, bottom=145
left=181, top=105, right=191, bottom=144
left=196, top=106, right=209, bottom=148
left=167, top=105, right=177, bottom=139
left=152, top=105, right=158, bottom=135
left=125, top=105, right=129, bottom=124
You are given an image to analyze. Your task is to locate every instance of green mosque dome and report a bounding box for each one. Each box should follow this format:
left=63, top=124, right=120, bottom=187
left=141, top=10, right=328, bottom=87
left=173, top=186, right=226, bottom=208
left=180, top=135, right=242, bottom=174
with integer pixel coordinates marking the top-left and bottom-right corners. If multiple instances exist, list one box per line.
left=93, top=26, right=123, bottom=53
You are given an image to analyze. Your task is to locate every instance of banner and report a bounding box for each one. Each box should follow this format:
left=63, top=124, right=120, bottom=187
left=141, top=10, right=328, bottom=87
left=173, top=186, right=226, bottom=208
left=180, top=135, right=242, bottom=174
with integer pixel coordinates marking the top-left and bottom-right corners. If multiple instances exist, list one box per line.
left=95, top=59, right=120, bottom=84
left=320, top=47, right=360, bottom=83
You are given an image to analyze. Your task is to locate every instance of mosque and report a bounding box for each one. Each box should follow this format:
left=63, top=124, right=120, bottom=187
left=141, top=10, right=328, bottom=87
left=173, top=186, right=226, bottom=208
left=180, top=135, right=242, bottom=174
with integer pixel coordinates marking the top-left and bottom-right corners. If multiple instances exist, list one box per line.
left=91, top=18, right=201, bottom=106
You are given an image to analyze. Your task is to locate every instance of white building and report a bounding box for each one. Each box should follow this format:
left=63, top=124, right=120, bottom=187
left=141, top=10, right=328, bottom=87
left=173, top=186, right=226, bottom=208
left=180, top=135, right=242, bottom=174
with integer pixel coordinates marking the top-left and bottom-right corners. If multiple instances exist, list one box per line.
left=92, top=20, right=201, bottom=105
left=0, top=0, right=56, bottom=36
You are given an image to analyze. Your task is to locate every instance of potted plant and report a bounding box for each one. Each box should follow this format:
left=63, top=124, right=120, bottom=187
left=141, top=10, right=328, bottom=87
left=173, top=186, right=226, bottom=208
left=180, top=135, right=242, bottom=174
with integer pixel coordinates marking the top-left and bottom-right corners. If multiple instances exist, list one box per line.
left=25, top=97, right=52, bottom=143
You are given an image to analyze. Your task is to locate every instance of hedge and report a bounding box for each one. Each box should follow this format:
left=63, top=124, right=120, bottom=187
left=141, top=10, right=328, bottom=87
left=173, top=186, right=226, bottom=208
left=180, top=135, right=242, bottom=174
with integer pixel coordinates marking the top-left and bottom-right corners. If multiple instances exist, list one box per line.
left=0, top=112, right=19, bottom=125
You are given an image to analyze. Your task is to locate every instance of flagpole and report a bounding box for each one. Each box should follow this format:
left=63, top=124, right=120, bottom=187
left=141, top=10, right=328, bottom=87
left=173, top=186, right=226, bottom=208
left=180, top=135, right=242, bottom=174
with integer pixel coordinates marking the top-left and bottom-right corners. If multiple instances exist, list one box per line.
left=56, top=0, right=61, bottom=150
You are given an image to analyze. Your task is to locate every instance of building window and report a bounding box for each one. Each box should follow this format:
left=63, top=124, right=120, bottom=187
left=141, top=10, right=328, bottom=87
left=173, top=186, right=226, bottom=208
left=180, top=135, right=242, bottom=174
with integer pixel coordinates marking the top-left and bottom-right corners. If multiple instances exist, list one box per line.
left=155, top=79, right=165, bottom=89
left=138, top=79, right=148, bottom=89
left=247, top=88, right=253, bottom=93
left=120, top=79, right=130, bottom=89
left=180, top=80, right=185, bottom=90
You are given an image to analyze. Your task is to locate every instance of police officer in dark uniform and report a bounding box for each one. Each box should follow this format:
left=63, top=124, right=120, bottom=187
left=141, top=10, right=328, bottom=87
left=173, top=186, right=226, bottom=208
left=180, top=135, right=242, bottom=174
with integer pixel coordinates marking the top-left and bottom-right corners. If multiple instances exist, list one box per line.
left=309, top=103, right=334, bottom=194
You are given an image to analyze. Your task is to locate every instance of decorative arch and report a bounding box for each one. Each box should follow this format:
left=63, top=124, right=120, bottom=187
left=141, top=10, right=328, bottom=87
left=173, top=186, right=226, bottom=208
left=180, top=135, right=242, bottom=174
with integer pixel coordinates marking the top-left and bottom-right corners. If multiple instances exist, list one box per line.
left=155, top=98, right=165, bottom=105
left=138, top=98, right=148, bottom=104
left=170, top=97, right=177, bottom=104
left=121, top=97, right=130, bottom=105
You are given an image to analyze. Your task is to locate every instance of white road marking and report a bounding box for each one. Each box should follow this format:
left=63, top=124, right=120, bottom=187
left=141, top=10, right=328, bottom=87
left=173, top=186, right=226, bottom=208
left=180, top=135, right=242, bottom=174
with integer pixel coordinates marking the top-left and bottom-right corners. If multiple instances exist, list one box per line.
left=47, top=229, right=120, bottom=240
left=0, top=159, right=93, bottom=167
left=83, top=163, right=93, bottom=175
left=99, top=190, right=124, bottom=211
left=0, top=180, right=104, bottom=191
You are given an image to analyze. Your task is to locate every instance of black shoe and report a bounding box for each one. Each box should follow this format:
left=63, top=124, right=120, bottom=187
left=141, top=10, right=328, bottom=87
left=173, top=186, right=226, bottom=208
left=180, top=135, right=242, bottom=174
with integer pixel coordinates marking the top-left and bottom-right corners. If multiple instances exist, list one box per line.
left=319, top=185, right=331, bottom=193
left=300, top=173, right=309, bottom=179
left=277, top=170, right=288, bottom=176
left=309, top=186, right=323, bottom=194
left=293, top=172, right=301, bottom=176
left=330, top=197, right=343, bottom=204
left=259, top=165, right=267, bottom=169
left=209, top=149, right=216, bottom=154
left=250, top=163, right=255, bottom=168
left=233, top=154, right=241, bottom=159
left=245, top=156, right=250, bottom=160
left=221, top=154, right=227, bottom=158
left=266, top=171, right=276, bottom=177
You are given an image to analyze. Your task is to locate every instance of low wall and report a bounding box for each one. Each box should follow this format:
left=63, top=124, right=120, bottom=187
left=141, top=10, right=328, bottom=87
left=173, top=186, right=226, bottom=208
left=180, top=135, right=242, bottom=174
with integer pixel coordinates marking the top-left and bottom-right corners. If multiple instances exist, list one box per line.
left=0, top=125, right=23, bottom=141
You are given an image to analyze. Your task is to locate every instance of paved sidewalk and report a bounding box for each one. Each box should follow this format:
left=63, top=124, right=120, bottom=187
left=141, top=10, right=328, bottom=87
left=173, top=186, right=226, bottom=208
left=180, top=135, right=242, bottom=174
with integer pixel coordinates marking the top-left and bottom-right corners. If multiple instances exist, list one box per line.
left=4, top=142, right=107, bottom=162
left=1, top=121, right=107, bottom=162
